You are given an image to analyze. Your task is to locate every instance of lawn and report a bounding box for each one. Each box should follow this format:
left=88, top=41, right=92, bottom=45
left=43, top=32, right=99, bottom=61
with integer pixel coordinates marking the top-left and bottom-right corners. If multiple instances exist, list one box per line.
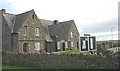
left=60, top=49, right=80, bottom=54
left=60, top=49, right=97, bottom=55
left=2, top=64, right=32, bottom=69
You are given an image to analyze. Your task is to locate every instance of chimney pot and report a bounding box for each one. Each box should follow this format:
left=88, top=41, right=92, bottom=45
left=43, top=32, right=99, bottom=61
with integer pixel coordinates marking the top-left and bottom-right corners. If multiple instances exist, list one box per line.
left=54, top=20, right=58, bottom=24
left=1, top=9, right=6, bottom=13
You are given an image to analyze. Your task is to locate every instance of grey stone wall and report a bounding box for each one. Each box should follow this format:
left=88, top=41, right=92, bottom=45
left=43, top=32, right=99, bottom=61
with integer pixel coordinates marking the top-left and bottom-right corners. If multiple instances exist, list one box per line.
left=11, top=33, right=18, bottom=53
left=17, top=40, right=45, bottom=53
left=46, top=42, right=57, bottom=52
left=0, top=14, right=2, bottom=53
left=2, top=53, right=119, bottom=69
left=68, top=23, right=80, bottom=50
left=16, top=11, right=46, bottom=53
left=0, top=13, right=2, bottom=70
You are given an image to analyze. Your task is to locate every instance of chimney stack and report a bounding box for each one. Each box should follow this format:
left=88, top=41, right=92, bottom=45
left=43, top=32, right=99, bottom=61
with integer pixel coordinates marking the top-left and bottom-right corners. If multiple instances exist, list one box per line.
left=54, top=20, right=58, bottom=24
left=1, top=9, right=6, bottom=13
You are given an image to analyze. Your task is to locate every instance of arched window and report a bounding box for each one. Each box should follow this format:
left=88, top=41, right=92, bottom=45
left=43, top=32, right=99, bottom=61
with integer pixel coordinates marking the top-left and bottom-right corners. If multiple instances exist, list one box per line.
left=24, top=26, right=27, bottom=36
left=23, top=43, right=29, bottom=52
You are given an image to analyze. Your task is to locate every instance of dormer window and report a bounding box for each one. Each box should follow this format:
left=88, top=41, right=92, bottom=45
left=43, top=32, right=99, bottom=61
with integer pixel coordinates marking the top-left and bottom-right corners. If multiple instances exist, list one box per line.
left=35, top=27, right=40, bottom=36
left=32, top=15, right=34, bottom=18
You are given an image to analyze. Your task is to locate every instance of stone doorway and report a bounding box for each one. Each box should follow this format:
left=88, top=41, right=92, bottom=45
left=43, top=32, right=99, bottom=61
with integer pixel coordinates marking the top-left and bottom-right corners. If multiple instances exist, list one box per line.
left=77, top=42, right=79, bottom=49
left=23, top=42, right=29, bottom=52
left=62, top=43, right=65, bottom=51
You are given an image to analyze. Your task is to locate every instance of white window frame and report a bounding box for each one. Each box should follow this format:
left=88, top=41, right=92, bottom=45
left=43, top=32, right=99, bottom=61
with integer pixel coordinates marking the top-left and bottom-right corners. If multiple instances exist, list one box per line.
left=35, top=42, right=40, bottom=50
left=57, top=42, right=60, bottom=49
left=71, top=32, right=73, bottom=37
left=35, top=27, right=40, bottom=36
left=71, top=42, right=73, bottom=47
left=90, top=38, right=93, bottom=49
left=82, top=40, right=86, bottom=49
left=65, top=42, right=68, bottom=48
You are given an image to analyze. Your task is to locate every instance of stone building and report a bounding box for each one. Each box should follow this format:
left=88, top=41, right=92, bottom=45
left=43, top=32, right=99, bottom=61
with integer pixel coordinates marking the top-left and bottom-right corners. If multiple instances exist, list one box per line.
left=1, top=9, right=80, bottom=54
left=47, top=20, right=80, bottom=52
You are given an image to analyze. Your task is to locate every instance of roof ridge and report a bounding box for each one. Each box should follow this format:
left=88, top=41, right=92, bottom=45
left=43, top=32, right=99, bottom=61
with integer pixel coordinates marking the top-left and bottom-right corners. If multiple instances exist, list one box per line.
left=59, top=20, right=74, bottom=23
left=16, top=9, right=33, bottom=16
left=39, top=19, right=53, bottom=22
left=3, top=13, right=15, bottom=15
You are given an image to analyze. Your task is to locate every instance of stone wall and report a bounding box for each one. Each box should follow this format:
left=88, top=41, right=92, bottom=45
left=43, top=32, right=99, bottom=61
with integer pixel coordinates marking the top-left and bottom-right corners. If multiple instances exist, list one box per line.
left=0, top=13, right=2, bottom=53
left=0, top=13, right=2, bottom=70
left=2, top=53, right=118, bottom=69
left=11, top=33, right=19, bottom=53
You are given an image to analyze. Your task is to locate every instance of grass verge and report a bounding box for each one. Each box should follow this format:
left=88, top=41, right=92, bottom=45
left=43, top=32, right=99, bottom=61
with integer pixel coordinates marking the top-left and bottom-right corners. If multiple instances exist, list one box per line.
left=2, top=64, right=32, bottom=69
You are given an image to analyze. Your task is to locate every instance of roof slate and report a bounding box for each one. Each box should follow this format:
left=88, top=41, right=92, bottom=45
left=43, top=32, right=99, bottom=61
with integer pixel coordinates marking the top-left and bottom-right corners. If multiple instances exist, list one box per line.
left=45, top=34, right=53, bottom=42
left=59, top=20, right=74, bottom=34
left=13, top=10, right=32, bottom=33
left=40, top=19, right=54, bottom=41
left=48, top=20, right=74, bottom=41
left=40, top=19, right=54, bottom=27
left=2, top=13, right=15, bottom=32
left=40, top=19, right=54, bottom=33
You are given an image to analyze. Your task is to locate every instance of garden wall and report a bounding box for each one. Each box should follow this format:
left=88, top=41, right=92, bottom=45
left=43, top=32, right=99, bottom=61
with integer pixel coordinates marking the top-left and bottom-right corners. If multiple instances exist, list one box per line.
left=2, top=53, right=118, bottom=69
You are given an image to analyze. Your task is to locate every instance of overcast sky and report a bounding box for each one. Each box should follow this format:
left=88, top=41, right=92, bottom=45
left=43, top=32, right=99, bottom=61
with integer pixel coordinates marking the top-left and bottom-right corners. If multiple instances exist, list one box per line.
left=0, top=0, right=119, bottom=41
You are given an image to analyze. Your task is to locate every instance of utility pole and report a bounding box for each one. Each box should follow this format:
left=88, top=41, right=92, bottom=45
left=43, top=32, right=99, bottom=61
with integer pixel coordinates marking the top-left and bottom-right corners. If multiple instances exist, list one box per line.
left=111, top=27, right=115, bottom=48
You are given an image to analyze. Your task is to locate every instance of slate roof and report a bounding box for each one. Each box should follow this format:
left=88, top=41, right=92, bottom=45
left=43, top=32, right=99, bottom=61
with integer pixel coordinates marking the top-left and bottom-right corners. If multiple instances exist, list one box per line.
left=40, top=19, right=54, bottom=42
left=48, top=20, right=75, bottom=41
left=40, top=19, right=54, bottom=33
left=0, top=9, right=33, bottom=33
left=2, top=13, right=15, bottom=32
left=40, top=19, right=54, bottom=27
left=45, top=34, right=53, bottom=42
left=59, top=20, right=74, bottom=34
left=13, top=10, right=32, bottom=33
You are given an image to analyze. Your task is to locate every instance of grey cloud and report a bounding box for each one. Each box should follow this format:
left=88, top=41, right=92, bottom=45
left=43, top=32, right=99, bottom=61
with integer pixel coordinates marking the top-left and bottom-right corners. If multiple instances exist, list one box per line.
left=79, top=18, right=118, bottom=34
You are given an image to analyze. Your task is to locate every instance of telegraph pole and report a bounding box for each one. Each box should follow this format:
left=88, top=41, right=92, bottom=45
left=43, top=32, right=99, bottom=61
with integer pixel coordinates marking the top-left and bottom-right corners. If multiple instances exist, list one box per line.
left=111, top=27, right=115, bottom=48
